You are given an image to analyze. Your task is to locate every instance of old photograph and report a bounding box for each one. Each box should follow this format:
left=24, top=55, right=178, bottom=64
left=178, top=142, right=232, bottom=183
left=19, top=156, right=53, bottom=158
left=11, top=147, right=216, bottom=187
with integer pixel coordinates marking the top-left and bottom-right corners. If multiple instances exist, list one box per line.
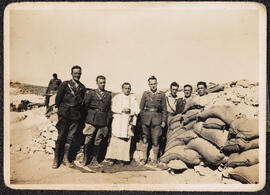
left=3, top=2, right=267, bottom=191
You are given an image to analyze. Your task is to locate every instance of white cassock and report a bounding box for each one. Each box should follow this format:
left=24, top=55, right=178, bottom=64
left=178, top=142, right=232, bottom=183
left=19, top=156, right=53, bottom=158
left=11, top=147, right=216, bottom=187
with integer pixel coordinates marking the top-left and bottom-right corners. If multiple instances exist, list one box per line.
left=105, top=93, right=140, bottom=162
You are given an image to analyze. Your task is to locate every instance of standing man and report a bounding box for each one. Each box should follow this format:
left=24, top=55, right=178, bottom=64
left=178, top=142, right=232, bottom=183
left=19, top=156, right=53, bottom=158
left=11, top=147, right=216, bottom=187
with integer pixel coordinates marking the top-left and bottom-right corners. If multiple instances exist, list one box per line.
left=45, top=73, right=62, bottom=109
left=53, top=66, right=86, bottom=169
left=105, top=82, right=140, bottom=165
left=80, top=75, right=112, bottom=167
left=139, top=76, right=167, bottom=165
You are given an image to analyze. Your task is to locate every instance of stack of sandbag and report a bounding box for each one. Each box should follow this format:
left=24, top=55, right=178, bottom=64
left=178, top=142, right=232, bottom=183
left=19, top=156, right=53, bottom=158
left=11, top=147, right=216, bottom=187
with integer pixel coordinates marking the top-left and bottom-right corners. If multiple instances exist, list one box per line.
left=161, top=104, right=260, bottom=181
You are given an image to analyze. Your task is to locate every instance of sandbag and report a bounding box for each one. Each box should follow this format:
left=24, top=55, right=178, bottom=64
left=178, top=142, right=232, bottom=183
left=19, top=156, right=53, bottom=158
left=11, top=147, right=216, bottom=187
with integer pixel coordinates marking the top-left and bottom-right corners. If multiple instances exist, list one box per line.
left=160, top=145, right=201, bottom=165
left=174, top=130, right=197, bottom=144
left=167, top=128, right=186, bottom=143
left=229, top=118, right=259, bottom=140
left=165, top=139, right=185, bottom=153
left=167, top=159, right=187, bottom=170
left=229, top=164, right=259, bottom=184
left=198, top=105, right=245, bottom=125
left=193, top=125, right=229, bottom=148
left=222, top=138, right=259, bottom=153
left=183, top=99, right=205, bottom=113
left=182, top=109, right=201, bottom=125
left=207, top=84, right=224, bottom=93
left=168, top=114, right=182, bottom=126
left=186, top=137, right=225, bottom=165
left=203, top=118, right=227, bottom=130
left=169, top=121, right=182, bottom=131
left=183, top=120, right=197, bottom=130
left=226, top=149, right=259, bottom=168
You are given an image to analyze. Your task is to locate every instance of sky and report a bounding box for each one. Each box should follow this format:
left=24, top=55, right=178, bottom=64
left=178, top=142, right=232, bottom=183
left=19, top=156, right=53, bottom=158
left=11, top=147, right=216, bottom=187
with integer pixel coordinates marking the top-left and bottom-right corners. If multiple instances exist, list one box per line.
left=8, top=3, right=261, bottom=93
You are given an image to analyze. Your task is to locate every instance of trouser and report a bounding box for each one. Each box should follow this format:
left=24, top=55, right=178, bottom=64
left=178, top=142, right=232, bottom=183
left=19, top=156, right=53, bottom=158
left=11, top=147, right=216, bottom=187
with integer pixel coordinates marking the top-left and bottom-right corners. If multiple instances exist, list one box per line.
left=141, top=124, right=162, bottom=146
left=83, top=123, right=109, bottom=146
left=45, top=96, right=50, bottom=109
left=55, top=117, right=81, bottom=147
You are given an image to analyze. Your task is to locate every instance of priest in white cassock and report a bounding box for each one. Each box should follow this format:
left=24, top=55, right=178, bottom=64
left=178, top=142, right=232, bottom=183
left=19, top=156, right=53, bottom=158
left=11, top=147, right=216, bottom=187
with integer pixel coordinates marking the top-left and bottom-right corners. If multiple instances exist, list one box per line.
left=105, top=82, right=140, bottom=166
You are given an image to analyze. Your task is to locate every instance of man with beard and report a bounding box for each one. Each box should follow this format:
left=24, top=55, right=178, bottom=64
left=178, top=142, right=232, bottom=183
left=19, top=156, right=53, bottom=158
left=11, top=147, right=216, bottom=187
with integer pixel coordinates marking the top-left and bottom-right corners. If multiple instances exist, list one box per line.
left=52, top=66, right=86, bottom=169
left=80, top=75, right=112, bottom=167
left=139, top=76, right=167, bottom=165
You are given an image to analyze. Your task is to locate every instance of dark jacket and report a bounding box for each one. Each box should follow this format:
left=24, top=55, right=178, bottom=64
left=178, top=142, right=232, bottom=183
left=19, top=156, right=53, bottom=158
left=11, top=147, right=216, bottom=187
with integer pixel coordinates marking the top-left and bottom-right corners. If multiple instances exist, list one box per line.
left=140, top=90, right=167, bottom=126
left=55, top=80, right=86, bottom=120
left=83, top=89, right=112, bottom=127
left=46, top=78, right=62, bottom=93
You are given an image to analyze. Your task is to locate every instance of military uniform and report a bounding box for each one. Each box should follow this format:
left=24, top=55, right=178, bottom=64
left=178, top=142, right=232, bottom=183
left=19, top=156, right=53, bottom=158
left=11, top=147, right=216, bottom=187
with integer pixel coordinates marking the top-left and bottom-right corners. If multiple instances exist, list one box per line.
left=139, top=90, right=167, bottom=163
left=53, top=79, right=86, bottom=168
left=81, top=88, right=112, bottom=166
left=45, top=78, right=62, bottom=108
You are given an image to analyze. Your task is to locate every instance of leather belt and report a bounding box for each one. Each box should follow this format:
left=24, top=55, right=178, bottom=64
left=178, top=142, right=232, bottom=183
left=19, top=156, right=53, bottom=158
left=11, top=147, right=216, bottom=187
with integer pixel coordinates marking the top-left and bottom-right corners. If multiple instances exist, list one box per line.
left=144, top=107, right=161, bottom=112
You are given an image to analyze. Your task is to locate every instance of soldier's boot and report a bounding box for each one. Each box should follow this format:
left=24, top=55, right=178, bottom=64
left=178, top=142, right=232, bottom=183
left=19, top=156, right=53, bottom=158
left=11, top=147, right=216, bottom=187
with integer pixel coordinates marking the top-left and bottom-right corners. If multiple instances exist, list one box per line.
left=80, top=136, right=91, bottom=166
left=62, top=144, right=74, bottom=168
left=89, top=145, right=101, bottom=168
left=52, top=143, right=60, bottom=169
left=140, top=143, right=148, bottom=165
left=152, top=146, right=160, bottom=165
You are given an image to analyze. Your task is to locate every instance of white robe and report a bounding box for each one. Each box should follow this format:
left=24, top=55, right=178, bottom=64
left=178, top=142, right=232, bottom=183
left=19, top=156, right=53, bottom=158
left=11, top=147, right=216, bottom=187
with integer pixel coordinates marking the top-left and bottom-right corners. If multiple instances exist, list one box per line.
left=106, top=93, right=140, bottom=161
left=111, top=93, right=140, bottom=138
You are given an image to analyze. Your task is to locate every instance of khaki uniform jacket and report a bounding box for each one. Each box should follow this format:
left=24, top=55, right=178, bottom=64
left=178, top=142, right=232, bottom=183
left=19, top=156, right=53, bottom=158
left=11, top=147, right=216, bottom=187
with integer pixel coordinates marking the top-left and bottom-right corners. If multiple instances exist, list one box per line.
left=140, top=90, right=167, bottom=126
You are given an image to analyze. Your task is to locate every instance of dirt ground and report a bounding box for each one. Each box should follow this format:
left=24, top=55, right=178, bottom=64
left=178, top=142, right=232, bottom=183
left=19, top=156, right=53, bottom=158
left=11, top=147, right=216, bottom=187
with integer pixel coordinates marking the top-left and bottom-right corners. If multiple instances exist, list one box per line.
left=8, top=107, right=240, bottom=185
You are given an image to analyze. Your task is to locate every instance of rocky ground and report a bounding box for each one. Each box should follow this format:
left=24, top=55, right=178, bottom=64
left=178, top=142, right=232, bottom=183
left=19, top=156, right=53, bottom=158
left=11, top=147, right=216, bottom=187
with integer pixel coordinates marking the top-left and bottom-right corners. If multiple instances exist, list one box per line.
left=8, top=79, right=259, bottom=186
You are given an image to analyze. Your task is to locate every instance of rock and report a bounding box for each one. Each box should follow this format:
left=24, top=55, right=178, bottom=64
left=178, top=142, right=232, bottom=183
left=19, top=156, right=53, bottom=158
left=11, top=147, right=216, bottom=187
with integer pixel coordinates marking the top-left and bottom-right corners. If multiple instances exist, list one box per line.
left=46, top=140, right=56, bottom=148
left=45, top=146, right=54, bottom=154
left=133, top=150, right=143, bottom=162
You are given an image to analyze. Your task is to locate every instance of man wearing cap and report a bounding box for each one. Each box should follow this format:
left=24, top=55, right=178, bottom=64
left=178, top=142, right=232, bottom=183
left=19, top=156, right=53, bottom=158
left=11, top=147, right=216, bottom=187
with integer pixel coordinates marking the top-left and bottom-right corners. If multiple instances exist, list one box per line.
left=139, top=76, right=167, bottom=165
left=52, top=66, right=86, bottom=169
left=80, top=75, right=112, bottom=167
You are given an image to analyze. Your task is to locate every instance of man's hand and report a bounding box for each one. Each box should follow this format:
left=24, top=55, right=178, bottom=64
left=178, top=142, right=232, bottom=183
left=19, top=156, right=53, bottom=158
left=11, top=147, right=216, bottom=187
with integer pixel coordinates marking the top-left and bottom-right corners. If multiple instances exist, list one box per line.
left=122, top=108, right=131, bottom=114
left=161, top=122, right=166, bottom=128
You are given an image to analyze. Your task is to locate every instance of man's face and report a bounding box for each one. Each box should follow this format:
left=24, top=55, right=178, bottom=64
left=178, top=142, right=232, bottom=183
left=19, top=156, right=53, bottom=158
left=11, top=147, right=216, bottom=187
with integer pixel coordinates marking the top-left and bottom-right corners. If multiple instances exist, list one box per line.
left=170, top=86, right=179, bottom=97
left=184, top=86, right=192, bottom=98
left=122, top=84, right=131, bottom=96
left=148, top=79, right=158, bottom=91
left=197, top=84, right=206, bottom=96
left=97, top=78, right=106, bottom=90
left=71, top=68, right=81, bottom=82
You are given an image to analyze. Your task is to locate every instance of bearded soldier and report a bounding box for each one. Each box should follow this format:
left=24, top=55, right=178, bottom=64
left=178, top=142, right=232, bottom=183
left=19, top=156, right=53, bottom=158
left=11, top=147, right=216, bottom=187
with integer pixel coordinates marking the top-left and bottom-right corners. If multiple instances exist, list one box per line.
left=139, top=76, right=167, bottom=165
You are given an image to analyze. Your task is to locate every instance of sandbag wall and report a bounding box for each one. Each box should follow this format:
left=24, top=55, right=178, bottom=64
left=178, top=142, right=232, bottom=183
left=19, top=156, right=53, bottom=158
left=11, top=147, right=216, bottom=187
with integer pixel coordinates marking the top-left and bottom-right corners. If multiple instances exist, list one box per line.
left=160, top=105, right=259, bottom=184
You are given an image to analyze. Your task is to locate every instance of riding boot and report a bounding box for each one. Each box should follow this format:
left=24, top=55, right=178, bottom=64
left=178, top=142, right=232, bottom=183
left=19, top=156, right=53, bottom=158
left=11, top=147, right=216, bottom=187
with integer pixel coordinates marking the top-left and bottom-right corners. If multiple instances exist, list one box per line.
left=80, top=136, right=91, bottom=166
left=62, top=144, right=74, bottom=168
left=152, top=146, right=160, bottom=165
left=140, top=143, right=148, bottom=165
left=89, top=145, right=101, bottom=167
left=52, top=143, right=60, bottom=169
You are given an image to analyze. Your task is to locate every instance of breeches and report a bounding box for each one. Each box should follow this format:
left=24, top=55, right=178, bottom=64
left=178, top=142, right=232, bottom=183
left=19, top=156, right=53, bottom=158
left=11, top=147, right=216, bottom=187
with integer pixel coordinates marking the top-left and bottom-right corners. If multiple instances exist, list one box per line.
left=142, top=124, right=162, bottom=146
left=56, top=117, right=81, bottom=146
left=83, top=123, right=108, bottom=146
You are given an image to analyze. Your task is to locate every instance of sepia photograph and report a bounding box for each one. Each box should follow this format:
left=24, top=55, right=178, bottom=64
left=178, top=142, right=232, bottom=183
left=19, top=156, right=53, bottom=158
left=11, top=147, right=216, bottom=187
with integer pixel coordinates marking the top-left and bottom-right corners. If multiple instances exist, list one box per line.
left=3, top=2, right=267, bottom=191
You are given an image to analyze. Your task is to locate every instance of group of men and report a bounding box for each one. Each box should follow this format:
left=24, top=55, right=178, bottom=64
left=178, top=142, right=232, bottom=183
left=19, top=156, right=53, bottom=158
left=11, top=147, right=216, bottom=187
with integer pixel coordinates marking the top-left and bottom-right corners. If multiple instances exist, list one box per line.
left=49, top=65, right=209, bottom=169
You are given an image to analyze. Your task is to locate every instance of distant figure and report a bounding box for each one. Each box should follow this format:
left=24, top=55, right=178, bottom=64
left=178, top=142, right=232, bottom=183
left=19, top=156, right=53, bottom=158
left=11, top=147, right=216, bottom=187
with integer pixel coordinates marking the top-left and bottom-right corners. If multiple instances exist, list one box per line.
left=52, top=66, right=86, bottom=169
left=45, top=73, right=62, bottom=109
left=105, top=82, right=140, bottom=166
left=139, top=76, right=167, bottom=165
left=80, top=75, right=112, bottom=167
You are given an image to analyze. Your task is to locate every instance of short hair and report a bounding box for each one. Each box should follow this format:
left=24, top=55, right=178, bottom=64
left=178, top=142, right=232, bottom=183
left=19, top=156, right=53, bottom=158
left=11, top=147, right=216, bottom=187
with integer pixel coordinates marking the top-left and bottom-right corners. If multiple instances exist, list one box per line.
left=197, top=81, right=207, bottom=89
left=170, top=82, right=179, bottom=88
left=96, top=75, right=106, bottom=82
left=148, top=76, right=157, bottom=82
left=53, top=73, right=57, bottom=78
left=122, top=82, right=131, bottom=88
left=71, top=65, right=82, bottom=73
left=184, top=84, right=193, bottom=91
